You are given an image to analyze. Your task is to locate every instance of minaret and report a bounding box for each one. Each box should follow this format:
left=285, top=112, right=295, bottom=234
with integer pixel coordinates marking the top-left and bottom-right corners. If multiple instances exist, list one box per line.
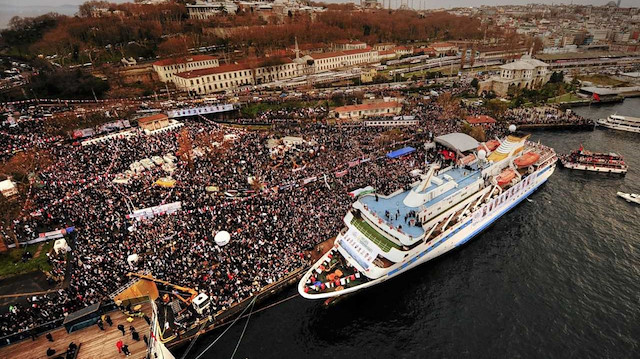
left=295, top=36, right=300, bottom=59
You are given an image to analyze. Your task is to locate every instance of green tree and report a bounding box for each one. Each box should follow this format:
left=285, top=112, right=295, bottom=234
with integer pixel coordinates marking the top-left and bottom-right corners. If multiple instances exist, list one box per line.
left=470, top=78, right=479, bottom=90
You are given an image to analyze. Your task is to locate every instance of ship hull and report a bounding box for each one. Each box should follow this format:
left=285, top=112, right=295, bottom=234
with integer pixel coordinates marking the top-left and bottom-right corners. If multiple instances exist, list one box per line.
left=299, top=163, right=556, bottom=299
left=560, top=161, right=627, bottom=174
left=597, top=119, right=640, bottom=134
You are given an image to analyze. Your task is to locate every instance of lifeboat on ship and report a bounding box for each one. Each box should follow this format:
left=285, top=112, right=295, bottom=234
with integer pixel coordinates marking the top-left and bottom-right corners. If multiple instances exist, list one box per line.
left=514, top=151, right=540, bottom=168
left=477, top=140, right=500, bottom=152
left=458, top=153, right=476, bottom=165
left=496, top=168, right=517, bottom=187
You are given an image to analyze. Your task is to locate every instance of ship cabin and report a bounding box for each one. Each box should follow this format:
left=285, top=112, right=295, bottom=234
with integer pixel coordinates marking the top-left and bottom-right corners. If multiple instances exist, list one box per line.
left=352, top=133, right=487, bottom=249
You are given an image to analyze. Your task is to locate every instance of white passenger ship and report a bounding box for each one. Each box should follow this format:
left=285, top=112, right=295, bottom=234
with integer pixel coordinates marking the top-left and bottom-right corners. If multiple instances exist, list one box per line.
left=299, top=131, right=557, bottom=299
left=597, top=114, right=640, bottom=133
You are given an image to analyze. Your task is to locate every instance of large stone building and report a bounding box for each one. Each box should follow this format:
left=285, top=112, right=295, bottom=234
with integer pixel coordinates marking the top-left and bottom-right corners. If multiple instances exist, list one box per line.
left=308, top=48, right=379, bottom=73
left=172, top=58, right=299, bottom=94
left=186, top=1, right=238, bottom=19
left=155, top=44, right=379, bottom=94
left=153, top=55, right=219, bottom=83
left=479, top=55, right=551, bottom=97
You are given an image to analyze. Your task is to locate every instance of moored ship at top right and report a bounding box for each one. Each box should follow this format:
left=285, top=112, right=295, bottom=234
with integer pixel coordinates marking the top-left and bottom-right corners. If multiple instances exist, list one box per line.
left=597, top=114, right=640, bottom=134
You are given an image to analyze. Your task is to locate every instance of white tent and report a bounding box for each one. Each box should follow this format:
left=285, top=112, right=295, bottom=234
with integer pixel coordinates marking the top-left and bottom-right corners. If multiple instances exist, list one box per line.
left=127, top=253, right=139, bottom=266
left=214, top=231, right=231, bottom=246
left=53, top=238, right=71, bottom=254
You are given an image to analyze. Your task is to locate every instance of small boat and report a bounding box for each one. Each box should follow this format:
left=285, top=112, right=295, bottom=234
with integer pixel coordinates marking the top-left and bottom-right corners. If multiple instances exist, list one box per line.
left=496, top=168, right=516, bottom=187
left=617, top=192, right=640, bottom=204
left=458, top=153, right=476, bottom=165
left=514, top=151, right=540, bottom=168
left=477, top=139, right=500, bottom=152
left=597, top=114, right=640, bottom=134
left=560, top=147, right=628, bottom=174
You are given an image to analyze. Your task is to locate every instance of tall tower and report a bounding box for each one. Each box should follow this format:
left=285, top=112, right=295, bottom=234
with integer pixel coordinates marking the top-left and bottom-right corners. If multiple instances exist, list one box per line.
left=294, top=36, right=300, bottom=60
left=617, top=0, right=621, bottom=7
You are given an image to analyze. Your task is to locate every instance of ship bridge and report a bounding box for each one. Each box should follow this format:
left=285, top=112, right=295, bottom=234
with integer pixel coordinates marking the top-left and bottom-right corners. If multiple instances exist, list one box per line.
left=354, top=166, right=483, bottom=247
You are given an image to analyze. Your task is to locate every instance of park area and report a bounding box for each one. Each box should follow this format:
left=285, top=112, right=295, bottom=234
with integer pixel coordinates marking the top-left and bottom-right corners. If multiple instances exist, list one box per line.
left=577, top=74, right=629, bottom=88
left=0, top=241, right=53, bottom=278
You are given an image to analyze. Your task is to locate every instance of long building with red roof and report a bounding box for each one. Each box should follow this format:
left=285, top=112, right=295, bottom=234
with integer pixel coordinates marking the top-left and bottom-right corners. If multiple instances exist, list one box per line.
left=152, top=55, right=219, bottom=83
left=309, top=48, right=379, bottom=72
left=172, top=58, right=299, bottom=95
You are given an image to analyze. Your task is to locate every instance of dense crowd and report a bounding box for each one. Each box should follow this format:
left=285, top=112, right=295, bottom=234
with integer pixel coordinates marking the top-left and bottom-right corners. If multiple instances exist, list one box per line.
left=0, top=88, right=571, bottom=339
left=0, top=115, right=436, bottom=338
left=503, top=106, right=592, bottom=126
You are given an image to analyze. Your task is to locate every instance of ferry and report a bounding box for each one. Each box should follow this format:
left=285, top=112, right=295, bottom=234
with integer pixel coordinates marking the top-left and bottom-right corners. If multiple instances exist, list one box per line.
left=560, top=148, right=628, bottom=174
left=597, top=114, right=640, bottom=133
left=617, top=192, right=640, bottom=205
left=298, top=131, right=557, bottom=299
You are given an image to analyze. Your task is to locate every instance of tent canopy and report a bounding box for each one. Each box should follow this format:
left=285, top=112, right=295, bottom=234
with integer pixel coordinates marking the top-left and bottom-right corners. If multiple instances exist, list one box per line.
left=434, top=133, right=479, bottom=153
left=386, top=147, right=416, bottom=159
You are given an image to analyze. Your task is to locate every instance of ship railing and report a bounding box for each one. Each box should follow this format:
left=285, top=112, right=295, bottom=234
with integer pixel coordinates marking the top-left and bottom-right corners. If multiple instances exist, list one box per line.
left=109, top=269, right=151, bottom=300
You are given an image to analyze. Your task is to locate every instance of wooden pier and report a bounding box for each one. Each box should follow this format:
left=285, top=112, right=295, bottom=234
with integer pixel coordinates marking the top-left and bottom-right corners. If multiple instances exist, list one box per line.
left=0, top=303, right=151, bottom=359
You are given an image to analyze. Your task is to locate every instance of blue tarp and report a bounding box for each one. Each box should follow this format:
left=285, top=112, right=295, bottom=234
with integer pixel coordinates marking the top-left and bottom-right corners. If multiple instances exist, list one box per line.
left=386, top=146, right=416, bottom=159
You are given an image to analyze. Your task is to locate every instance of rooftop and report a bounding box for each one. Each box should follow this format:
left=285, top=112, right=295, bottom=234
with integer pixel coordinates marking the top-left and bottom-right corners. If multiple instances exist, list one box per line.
left=430, top=42, right=456, bottom=49
left=333, top=101, right=401, bottom=113
left=500, top=56, right=549, bottom=70
left=310, top=48, right=374, bottom=60
left=174, top=63, right=251, bottom=79
left=152, top=55, right=218, bottom=67
left=137, top=113, right=168, bottom=123
left=435, top=132, right=479, bottom=153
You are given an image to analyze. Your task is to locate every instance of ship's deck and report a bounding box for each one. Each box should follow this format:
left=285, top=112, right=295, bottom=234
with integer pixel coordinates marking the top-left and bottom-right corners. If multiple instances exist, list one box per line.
left=0, top=303, right=151, bottom=359
left=359, top=167, right=482, bottom=239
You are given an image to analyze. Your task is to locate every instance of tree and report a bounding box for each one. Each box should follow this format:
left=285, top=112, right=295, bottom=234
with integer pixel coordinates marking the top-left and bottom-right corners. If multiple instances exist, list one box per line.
left=78, top=1, right=112, bottom=17
left=28, top=69, right=109, bottom=100
left=176, top=129, right=194, bottom=169
left=460, top=44, right=467, bottom=69
left=549, top=71, right=564, bottom=83
left=470, top=126, right=486, bottom=142
left=485, top=99, right=508, bottom=118
left=470, top=78, right=479, bottom=90
left=157, top=36, right=189, bottom=57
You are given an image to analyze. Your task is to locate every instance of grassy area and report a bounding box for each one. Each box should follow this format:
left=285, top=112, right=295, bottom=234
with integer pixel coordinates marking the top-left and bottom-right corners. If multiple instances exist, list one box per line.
left=0, top=241, right=54, bottom=278
left=351, top=217, right=401, bottom=253
left=547, top=93, right=585, bottom=104
left=577, top=74, right=629, bottom=87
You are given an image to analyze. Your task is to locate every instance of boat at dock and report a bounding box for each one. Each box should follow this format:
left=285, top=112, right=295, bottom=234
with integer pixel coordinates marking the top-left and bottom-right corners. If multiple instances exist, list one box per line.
left=617, top=192, right=640, bottom=205
left=298, top=131, right=557, bottom=299
left=597, top=114, right=640, bottom=134
left=559, top=147, right=628, bottom=174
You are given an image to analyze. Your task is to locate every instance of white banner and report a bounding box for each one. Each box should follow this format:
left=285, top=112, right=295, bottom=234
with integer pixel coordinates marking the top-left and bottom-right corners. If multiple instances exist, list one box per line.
left=127, top=202, right=182, bottom=221
left=167, top=104, right=234, bottom=118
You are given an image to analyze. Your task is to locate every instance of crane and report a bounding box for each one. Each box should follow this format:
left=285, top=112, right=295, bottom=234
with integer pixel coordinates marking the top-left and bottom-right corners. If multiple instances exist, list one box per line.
left=127, top=272, right=198, bottom=305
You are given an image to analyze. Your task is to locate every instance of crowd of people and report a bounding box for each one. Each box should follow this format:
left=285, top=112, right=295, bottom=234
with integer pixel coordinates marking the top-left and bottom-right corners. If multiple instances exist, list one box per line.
left=502, top=106, right=592, bottom=126
left=0, top=86, right=570, bottom=340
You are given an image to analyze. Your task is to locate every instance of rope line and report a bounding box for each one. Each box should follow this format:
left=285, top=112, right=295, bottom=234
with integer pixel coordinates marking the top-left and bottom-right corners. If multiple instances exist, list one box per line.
left=193, top=296, right=257, bottom=359
left=230, top=295, right=256, bottom=359
left=179, top=318, right=210, bottom=359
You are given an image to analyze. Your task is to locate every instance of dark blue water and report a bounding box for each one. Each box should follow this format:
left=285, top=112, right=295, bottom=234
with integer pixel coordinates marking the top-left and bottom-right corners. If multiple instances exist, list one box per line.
left=186, top=99, right=640, bottom=359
